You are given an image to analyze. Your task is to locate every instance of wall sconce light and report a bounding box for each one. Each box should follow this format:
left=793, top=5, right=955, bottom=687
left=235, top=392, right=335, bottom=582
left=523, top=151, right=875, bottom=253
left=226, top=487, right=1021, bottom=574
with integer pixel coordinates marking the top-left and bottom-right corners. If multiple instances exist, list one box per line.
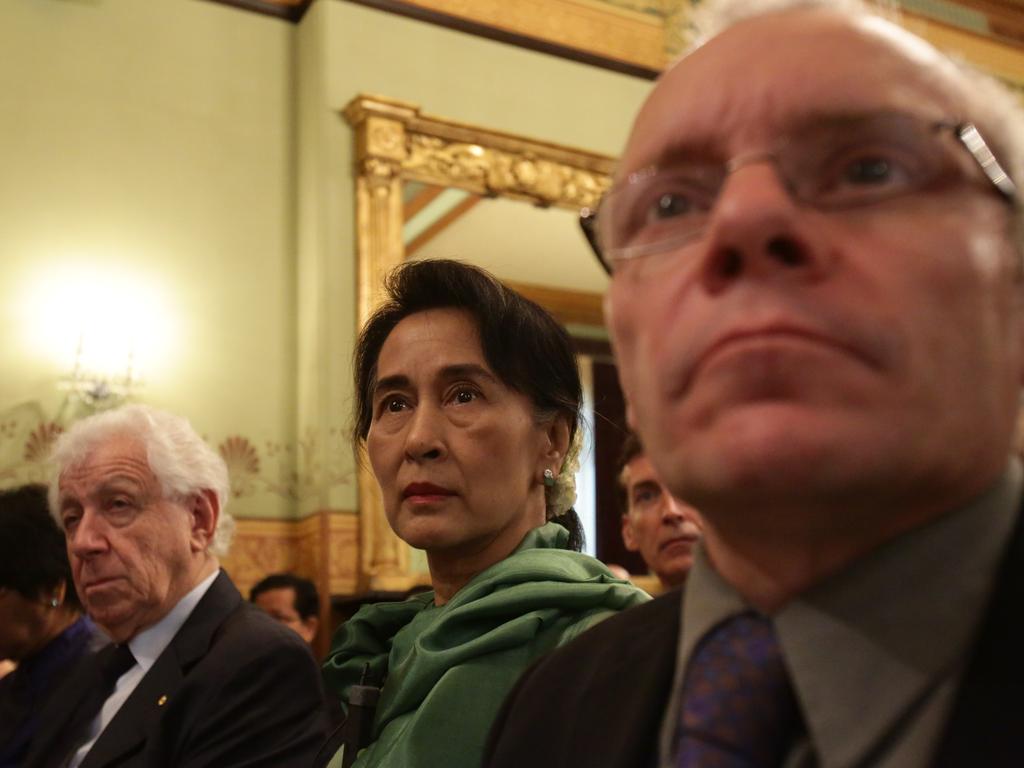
left=57, top=334, right=141, bottom=409
left=19, top=262, right=175, bottom=414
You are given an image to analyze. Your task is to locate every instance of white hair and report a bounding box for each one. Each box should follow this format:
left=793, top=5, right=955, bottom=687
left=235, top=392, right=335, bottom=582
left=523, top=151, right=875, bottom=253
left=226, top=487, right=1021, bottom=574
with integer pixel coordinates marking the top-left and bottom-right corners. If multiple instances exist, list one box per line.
left=48, top=404, right=235, bottom=556
left=684, top=0, right=1024, bottom=252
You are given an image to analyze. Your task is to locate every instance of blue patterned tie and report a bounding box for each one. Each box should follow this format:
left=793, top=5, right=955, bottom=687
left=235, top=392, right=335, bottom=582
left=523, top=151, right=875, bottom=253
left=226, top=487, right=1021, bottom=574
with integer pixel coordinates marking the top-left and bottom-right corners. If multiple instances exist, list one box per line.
left=676, top=612, right=803, bottom=767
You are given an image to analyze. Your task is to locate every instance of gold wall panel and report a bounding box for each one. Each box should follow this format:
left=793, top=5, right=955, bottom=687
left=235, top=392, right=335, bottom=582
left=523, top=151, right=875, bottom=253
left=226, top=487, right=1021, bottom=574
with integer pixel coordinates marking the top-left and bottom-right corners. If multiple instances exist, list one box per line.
left=223, top=510, right=359, bottom=598
left=343, top=95, right=615, bottom=212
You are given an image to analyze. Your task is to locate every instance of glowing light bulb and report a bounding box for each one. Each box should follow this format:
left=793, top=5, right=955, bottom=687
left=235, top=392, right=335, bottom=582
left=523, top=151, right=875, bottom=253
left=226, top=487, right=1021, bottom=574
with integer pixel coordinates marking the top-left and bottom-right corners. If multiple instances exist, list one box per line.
left=18, top=261, right=178, bottom=393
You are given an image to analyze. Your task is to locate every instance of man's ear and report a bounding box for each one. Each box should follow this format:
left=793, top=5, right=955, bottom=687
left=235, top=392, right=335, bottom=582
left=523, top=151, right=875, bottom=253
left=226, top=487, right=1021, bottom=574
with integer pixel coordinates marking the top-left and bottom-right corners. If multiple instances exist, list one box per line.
left=621, top=389, right=637, bottom=432
left=625, top=400, right=637, bottom=432
left=1012, top=249, right=1024, bottom=386
left=604, top=293, right=635, bottom=430
left=621, top=514, right=639, bottom=551
left=188, top=489, right=220, bottom=553
left=1017, top=312, right=1024, bottom=389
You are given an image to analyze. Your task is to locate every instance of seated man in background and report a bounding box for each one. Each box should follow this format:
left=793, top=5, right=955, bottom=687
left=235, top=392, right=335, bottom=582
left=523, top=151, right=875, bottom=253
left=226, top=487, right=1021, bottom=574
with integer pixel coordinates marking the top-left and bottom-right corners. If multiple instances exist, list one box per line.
left=26, top=404, right=330, bottom=768
left=250, top=572, right=320, bottom=647
left=618, top=433, right=702, bottom=591
left=486, top=0, right=1024, bottom=766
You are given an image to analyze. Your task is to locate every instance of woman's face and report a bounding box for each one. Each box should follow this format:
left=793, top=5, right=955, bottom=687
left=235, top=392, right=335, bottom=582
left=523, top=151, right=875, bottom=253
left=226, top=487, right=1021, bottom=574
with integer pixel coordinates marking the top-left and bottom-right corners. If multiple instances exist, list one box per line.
left=0, top=586, right=52, bottom=660
left=367, top=308, right=563, bottom=565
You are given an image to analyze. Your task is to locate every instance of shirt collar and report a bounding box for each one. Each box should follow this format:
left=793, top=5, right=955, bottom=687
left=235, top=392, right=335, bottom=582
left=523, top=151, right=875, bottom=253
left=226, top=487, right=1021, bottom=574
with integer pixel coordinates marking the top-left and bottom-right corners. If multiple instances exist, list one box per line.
left=779, top=460, right=1021, bottom=766
left=128, top=569, right=219, bottom=673
left=677, top=460, right=1021, bottom=767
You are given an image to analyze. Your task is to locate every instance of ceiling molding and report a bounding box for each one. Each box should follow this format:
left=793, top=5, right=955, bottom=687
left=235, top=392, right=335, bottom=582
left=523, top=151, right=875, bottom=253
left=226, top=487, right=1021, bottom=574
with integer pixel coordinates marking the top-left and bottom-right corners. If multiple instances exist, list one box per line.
left=200, top=0, right=1024, bottom=66
left=199, top=0, right=314, bottom=22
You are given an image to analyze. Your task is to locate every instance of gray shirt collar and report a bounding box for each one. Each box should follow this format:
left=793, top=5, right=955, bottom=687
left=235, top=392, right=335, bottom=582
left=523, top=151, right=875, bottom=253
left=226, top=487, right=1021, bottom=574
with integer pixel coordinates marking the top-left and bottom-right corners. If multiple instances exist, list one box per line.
left=660, top=461, right=1022, bottom=768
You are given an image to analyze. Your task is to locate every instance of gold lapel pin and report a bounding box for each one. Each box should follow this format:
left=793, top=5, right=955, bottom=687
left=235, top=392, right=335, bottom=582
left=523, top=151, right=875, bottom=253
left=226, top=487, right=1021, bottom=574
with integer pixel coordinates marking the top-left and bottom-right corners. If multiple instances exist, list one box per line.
left=157, top=695, right=168, bottom=707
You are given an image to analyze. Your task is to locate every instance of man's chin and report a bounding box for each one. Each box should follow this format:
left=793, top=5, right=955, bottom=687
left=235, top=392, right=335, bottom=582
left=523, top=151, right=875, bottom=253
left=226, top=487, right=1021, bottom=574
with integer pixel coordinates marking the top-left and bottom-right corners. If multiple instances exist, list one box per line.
left=655, top=560, right=693, bottom=589
left=655, top=552, right=696, bottom=581
left=83, top=590, right=145, bottom=637
left=88, top=610, right=136, bottom=642
left=658, top=406, right=875, bottom=494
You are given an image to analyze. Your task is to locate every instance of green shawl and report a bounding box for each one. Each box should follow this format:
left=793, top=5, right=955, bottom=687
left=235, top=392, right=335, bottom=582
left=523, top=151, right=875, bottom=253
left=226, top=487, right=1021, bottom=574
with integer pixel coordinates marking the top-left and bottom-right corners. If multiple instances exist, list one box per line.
left=322, top=522, right=650, bottom=768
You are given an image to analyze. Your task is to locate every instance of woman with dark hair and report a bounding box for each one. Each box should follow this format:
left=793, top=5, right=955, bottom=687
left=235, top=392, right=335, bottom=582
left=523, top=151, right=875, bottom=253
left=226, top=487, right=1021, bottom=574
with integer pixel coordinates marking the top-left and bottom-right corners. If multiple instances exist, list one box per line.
left=0, top=484, right=102, bottom=767
left=322, top=259, right=648, bottom=768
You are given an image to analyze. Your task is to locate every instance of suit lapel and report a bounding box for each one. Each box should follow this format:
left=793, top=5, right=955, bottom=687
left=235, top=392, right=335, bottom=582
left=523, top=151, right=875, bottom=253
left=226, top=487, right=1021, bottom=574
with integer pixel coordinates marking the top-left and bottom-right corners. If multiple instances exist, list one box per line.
left=580, top=590, right=681, bottom=768
left=76, top=653, right=184, bottom=768
left=932, top=503, right=1024, bottom=766
left=23, top=648, right=108, bottom=767
left=78, top=571, right=242, bottom=768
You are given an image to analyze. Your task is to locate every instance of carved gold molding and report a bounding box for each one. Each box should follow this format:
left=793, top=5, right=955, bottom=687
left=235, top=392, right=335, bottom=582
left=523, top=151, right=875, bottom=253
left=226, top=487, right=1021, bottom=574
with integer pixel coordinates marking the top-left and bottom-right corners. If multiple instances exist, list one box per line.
left=342, top=95, right=614, bottom=590
left=343, top=95, right=615, bottom=211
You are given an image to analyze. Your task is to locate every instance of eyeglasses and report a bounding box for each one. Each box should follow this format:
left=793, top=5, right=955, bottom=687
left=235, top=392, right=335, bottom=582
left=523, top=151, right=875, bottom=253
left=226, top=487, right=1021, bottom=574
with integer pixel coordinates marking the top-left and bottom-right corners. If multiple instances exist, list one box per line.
left=581, top=112, right=1018, bottom=275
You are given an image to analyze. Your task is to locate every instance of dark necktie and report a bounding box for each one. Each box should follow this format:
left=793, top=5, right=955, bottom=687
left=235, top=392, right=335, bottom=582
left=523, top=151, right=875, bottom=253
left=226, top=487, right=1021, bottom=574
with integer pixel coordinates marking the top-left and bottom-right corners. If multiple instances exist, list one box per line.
left=676, top=612, right=804, bottom=767
left=58, top=643, right=136, bottom=764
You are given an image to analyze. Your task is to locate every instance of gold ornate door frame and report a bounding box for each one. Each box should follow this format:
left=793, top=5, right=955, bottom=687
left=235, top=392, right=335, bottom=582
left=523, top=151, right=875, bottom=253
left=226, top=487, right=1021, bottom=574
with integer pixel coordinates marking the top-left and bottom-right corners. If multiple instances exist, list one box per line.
left=342, top=94, right=614, bottom=591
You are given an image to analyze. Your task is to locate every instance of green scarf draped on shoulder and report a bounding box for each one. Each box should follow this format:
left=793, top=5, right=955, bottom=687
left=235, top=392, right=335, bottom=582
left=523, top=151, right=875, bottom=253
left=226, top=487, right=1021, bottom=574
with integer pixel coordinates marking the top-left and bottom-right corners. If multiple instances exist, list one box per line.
left=322, top=522, right=650, bottom=768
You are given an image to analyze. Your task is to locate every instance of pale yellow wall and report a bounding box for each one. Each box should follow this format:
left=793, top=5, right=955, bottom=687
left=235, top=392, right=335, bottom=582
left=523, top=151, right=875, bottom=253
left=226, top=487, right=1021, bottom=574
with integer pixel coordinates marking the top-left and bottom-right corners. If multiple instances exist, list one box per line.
left=321, top=2, right=652, bottom=152
left=0, top=0, right=298, bottom=518
left=293, top=0, right=357, bottom=516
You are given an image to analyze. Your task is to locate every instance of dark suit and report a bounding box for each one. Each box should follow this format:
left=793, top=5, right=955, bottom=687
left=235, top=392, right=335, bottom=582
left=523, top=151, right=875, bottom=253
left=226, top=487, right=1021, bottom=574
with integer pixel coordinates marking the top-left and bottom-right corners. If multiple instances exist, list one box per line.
left=26, top=570, right=331, bottom=768
left=484, top=510, right=1024, bottom=768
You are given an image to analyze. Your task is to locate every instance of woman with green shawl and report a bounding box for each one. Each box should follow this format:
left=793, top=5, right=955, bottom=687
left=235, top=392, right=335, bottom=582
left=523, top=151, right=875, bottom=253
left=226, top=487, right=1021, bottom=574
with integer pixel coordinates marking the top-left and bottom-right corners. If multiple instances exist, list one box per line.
left=321, top=259, right=649, bottom=768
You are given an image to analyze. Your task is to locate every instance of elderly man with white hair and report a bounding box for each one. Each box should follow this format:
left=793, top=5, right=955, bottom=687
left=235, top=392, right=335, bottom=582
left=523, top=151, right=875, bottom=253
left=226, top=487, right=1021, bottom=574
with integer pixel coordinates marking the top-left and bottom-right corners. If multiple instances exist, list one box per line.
left=485, top=1, right=1024, bottom=766
left=25, top=405, right=330, bottom=768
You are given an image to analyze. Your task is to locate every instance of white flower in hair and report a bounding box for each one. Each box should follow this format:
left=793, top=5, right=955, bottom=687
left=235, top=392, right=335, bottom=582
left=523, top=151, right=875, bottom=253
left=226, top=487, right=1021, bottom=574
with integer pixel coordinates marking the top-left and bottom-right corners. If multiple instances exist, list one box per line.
left=546, top=428, right=583, bottom=518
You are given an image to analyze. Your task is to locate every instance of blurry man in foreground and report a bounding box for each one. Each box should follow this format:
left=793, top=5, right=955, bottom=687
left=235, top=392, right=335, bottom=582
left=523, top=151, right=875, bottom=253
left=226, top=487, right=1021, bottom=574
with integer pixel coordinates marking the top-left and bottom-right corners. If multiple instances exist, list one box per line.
left=486, top=1, right=1024, bottom=765
left=27, top=405, right=330, bottom=768
left=617, top=434, right=702, bottom=590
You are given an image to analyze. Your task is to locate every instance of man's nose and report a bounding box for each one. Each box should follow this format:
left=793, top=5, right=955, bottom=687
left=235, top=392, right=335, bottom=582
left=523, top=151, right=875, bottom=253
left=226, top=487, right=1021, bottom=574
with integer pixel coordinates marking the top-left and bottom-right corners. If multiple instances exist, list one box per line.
left=68, top=510, right=109, bottom=558
left=661, top=495, right=687, bottom=522
left=403, top=405, right=447, bottom=462
left=695, top=162, right=834, bottom=293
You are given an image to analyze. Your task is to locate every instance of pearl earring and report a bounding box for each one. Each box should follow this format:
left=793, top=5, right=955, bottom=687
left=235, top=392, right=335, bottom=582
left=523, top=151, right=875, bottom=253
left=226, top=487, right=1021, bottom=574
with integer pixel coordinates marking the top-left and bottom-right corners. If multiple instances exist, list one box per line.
left=543, top=469, right=555, bottom=487
left=49, top=597, right=59, bottom=608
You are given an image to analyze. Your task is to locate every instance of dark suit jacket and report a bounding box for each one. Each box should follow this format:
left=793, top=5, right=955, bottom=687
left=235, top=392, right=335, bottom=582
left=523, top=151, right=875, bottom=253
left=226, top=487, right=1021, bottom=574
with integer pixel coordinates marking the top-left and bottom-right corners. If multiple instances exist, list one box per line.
left=26, top=570, right=331, bottom=768
left=484, top=510, right=1024, bottom=768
